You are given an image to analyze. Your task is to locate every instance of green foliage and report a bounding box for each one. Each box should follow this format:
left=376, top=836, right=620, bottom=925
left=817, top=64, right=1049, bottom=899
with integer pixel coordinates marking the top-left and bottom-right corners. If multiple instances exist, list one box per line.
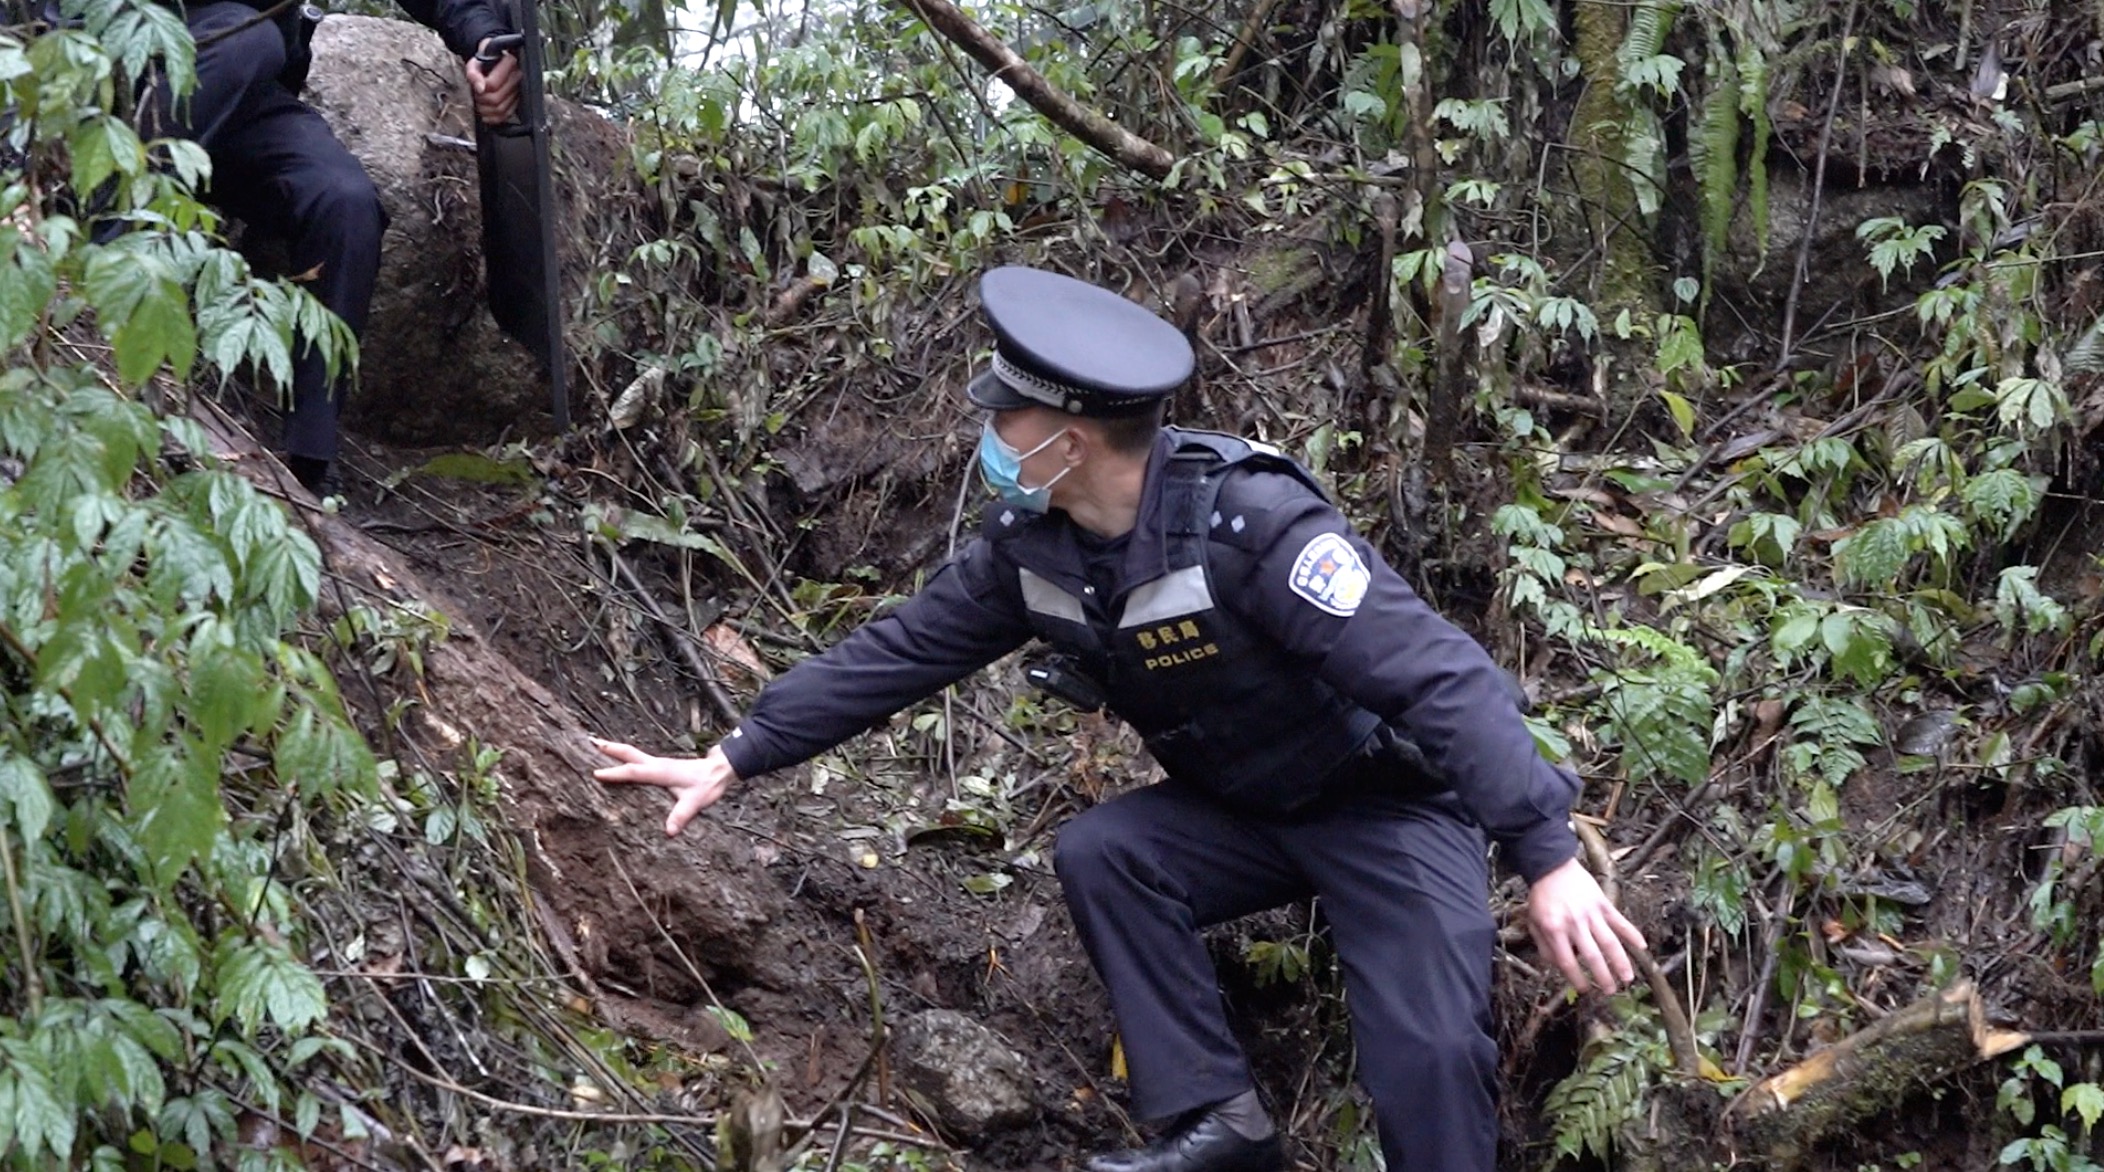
left=0, top=369, right=377, bottom=1162
left=1833, top=506, right=1969, bottom=592
left=1857, top=217, right=1947, bottom=290
left=1490, top=0, right=1557, bottom=44
left=2028, top=808, right=2103, bottom=952
left=1994, top=567, right=2070, bottom=639
left=1541, top=998, right=1676, bottom=1167
left=1999, top=1047, right=2104, bottom=1171
left=1243, top=939, right=1313, bottom=988
left=1692, top=34, right=1738, bottom=288
left=1784, top=695, right=1882, bottom=790
left=1587, top=626, right=1718, bottom=789
left=1736, top=40, right=1772, bottom=258
left=0, top=4, right=390, bottom=1165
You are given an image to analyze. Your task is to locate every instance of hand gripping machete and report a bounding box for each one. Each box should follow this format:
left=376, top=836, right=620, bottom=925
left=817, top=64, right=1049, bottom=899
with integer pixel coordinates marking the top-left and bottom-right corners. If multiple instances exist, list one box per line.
left=473, top=1, right=568, bottom=429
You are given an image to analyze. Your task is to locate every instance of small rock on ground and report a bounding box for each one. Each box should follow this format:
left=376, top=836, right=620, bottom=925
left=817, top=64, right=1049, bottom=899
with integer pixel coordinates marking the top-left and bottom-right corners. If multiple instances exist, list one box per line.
left=889, top=1009, right=1037, bottom=1137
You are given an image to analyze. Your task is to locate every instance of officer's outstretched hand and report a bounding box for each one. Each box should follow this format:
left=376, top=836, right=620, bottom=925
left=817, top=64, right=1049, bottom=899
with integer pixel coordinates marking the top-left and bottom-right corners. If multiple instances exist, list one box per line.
left=591, top=738, right=739, bottom=837
left=466, top=40, right=522, bottom=125
left=1525, top=857, right=1647, bottom=994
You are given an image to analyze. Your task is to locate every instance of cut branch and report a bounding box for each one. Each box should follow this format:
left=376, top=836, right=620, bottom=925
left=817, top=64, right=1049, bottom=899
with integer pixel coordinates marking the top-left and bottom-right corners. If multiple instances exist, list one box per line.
left=1573, top=819, right=1701, bottom=1078
left=891, top=0, right=1176, bottom=181
left=1726, top=981, right=2032, bottom=1167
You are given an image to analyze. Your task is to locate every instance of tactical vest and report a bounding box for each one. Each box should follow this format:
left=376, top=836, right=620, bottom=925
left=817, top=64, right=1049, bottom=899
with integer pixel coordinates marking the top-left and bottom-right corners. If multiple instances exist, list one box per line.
left=993, top=428, right=1390, bottom=813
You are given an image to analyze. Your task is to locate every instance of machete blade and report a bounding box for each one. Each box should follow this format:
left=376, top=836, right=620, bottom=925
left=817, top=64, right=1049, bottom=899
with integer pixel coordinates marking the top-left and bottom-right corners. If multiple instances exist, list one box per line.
left=476, top=0, right=569, bottom=429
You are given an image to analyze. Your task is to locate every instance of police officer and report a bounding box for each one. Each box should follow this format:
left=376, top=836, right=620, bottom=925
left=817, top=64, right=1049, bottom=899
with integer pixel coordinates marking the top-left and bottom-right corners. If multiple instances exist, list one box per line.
left=592, top=266, right=1646, bottom=1172
left=133, top=0, right=522, bottom=494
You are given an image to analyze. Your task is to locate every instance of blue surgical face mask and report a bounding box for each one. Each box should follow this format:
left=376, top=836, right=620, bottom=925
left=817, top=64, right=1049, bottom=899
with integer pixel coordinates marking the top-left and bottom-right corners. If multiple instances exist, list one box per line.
left=978, top=420, right=1073, bottom=513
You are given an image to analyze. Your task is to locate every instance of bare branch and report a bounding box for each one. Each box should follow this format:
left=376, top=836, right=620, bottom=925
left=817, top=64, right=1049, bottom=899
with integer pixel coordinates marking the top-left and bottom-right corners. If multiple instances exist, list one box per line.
left=891, top=0, right=1177, bottom=181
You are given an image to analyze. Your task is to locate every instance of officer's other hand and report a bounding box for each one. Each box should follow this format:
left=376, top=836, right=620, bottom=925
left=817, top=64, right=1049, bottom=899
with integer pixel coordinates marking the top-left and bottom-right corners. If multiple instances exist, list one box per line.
left=466, top=41, right=521, bottom=125
left=590, top=738, right=738, bottom=836
left=1525, top=857, right=1647, bottom=995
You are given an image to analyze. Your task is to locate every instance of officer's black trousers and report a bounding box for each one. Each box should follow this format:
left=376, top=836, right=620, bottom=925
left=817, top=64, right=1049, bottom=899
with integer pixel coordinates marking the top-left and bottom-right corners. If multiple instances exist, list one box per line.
left=1056, top=782, right=1497, bottom=1172
left=140, top=3, right=387, bottom=463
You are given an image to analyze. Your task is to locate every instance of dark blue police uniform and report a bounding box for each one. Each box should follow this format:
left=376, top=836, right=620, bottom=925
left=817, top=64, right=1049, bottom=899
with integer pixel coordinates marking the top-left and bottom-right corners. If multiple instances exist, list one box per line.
left=134, top=0, right=508, bottom=483
left=718, top=267, right=1583, bottom=1172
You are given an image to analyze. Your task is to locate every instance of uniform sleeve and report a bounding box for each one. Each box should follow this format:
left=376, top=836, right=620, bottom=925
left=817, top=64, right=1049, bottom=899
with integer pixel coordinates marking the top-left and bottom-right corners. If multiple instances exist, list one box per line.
left=1212, top=472, right=1581, bottom=884
left=393, top=0, right=509, bottom=59
left=719, top=538, right=1033, bottom=780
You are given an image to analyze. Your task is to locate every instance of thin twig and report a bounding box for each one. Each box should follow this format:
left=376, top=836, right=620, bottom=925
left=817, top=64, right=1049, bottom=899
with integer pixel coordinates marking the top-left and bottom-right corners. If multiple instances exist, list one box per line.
left=609, top=551, right=743, bottom=726
left=781, top=1028, right=889, bottom=1164
left=0, top=827, right=42, bottom=1017
left=851, top=908, right=891, bottom=1106
left=1734, top=887, right=1791, bottom=1076
left=1777, top=1, right=1859, bottom=368
left=344, top=1030, right=723, bottom=1127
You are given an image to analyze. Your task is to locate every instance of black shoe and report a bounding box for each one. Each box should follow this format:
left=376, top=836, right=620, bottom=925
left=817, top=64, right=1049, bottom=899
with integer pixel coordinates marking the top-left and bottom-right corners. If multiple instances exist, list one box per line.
left=1086, top=1107, right=1283, bottom=1172
left=286, top=455, right=341, bottom=499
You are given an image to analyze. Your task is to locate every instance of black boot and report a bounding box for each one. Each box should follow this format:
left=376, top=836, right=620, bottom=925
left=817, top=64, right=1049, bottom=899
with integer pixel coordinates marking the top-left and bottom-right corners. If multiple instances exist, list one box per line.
left=1086, top=1101, right=1283, bottom=1172
left=286, top=455, right=340, bottom=499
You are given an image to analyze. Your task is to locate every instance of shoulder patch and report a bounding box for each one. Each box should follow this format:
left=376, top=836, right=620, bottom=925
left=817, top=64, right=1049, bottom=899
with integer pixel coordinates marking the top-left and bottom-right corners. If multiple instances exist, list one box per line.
left=1287, top=533, right=1370, bottom=617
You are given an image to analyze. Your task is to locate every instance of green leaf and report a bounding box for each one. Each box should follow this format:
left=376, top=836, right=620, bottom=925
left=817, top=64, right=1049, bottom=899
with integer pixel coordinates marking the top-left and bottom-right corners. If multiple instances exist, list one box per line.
left=705, top=1005, right=753, bottom=1044
left=69, top=113, right=146, bottom=196
left=273, top=705, right=376, bottom=799
left=216, top=940, right=327, bottom=1035
left=1488, top=0, right=1554, bottom=40
left=129, top=742, right=224, bottom=883
left=0, top=1048, right=77, bottom=1163
left=103, top=2, right=196, bottom=97
left=1819, top=610, right=1894, bottom=687
left=105, top=1027, right=166, bottom=1113
left=146, top=511, right=237, bottom=609
left=196, top=271, right=293, bottom=388
left=1994, top=566, right=2069, bottom=637
left=0, top=751, right=56, bottom=842
left=83, top=249, right=195, bottom=384
left=1835, top=517, right=1910, bottom=589
left=241, top=529, right=323, bottom=624
left=1994, top=376, right=2068, bottom=437
left=962, top=871, right=1013, bottom=895
left=1962, top=468, right=2042, bottom=541
left=188, top=643, right=266, bottom=753
left=132, top=917, right=205, bottom=995
left=2063, top=1082, right=2104, bottom=1130
left=0, top=227, right=59, bottom=349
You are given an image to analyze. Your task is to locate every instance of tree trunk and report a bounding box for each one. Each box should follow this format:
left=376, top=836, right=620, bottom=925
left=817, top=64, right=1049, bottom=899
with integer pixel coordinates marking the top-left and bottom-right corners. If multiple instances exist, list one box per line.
left=1566, top=0, right=1660, bottom=420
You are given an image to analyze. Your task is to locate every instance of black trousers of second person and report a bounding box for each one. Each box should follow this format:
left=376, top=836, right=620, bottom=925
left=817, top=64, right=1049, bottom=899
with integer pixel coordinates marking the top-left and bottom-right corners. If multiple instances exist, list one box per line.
left=1055, top=781, right=1498, bottom=1172
left=139, top=3, right=386, bottom=463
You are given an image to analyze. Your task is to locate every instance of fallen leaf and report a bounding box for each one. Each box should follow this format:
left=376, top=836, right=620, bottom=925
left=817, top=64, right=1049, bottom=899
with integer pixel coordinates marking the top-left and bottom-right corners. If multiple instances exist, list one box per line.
left=1592, top=512, right=1644, bottom=538
left=705, top=623, right=770, bottom=684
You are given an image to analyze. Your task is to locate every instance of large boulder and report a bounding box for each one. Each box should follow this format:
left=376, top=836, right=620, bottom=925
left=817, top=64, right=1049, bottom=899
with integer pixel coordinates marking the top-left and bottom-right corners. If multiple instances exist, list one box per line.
left=889, top=1009, right=1038, bottom=1137
left=280, top=15, right=630, bottom=444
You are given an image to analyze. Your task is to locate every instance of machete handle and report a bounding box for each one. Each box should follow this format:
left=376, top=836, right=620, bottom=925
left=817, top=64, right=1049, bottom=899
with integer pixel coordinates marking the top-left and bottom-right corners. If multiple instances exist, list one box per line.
left=472, top=32, right=524, bottom=67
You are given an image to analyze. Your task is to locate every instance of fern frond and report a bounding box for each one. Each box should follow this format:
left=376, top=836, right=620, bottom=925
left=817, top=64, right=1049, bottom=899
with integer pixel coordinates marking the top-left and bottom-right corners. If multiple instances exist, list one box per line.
left=1738, top=41, right=1772, bottom=264
left=1617, top=0, right=1679, bottom=68
left=1694, top=38, right=1741, bottom=289
left=1542, top=1027, right=1661, bottom=1168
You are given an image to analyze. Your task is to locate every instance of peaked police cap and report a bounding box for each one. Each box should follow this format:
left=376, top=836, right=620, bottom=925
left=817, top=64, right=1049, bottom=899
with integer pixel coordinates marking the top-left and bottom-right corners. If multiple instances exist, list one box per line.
left=965, top=266, right=1194, bottom=417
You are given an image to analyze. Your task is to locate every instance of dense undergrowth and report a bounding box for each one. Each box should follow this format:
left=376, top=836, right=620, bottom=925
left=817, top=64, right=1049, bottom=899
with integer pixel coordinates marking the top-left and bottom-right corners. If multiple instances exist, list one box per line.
left=5, top=0, right=2104, bottom=1167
